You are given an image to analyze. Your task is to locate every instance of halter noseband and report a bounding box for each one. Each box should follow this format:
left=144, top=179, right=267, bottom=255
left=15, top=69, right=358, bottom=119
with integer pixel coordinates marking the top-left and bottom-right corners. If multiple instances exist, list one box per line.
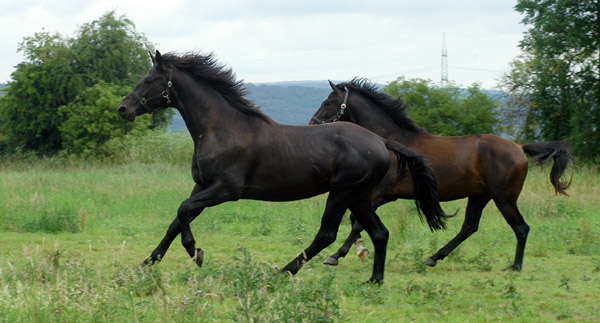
left=129, top=70, right=173, bottom=112
left=311, top=87, right=349, bottom=124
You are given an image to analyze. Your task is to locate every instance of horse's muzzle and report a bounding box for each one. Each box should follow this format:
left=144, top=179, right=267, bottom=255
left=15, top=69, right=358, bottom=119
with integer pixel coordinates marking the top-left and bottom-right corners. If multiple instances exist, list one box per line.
left=117, top=105, right=136, bottom=121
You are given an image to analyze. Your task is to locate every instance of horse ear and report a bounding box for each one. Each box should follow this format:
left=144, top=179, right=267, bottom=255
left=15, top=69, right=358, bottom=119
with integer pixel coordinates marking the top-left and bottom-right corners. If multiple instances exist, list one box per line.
left=328, top=80, right=344, bottom=97
left=155, top=50, right=164, bottom=69
left=149, top=51, right=156, bottom=64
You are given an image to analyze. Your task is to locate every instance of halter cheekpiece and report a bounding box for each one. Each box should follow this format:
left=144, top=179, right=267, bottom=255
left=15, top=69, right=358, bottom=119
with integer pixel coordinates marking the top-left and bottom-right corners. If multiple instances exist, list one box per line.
left=311, top=87, right=349, bottom=124
left=129, top=70, right=173, bottom=112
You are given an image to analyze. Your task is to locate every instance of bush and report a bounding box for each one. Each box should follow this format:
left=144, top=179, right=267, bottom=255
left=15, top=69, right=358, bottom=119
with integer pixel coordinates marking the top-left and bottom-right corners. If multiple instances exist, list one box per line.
left=59, top=81, right=152, bottom=157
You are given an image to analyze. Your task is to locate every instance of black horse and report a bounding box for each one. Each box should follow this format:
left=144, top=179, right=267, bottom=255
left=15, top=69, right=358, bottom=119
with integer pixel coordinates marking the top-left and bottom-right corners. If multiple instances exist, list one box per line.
left=310, top=79, right=572, bottom=271
left=117, top=51, right=449, bottom=283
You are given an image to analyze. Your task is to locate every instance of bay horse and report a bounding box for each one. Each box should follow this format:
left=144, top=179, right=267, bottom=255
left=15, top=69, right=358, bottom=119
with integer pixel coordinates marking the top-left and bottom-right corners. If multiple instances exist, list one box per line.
left=310, top=79, right=572, bottom=271
left=116, top=51, right=449, bottom=283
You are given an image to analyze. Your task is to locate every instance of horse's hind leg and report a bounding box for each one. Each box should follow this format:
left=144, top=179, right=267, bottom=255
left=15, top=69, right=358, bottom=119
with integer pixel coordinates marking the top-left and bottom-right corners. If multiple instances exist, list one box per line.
left=349, top=203, right=389, bottom=283
left=426, top=195, right=491, bottom=266
left=282, top=192, right=349, bottom=275
left=494, top=198, right=529, bottom=271
left=323, top=213, right=366, bottom=266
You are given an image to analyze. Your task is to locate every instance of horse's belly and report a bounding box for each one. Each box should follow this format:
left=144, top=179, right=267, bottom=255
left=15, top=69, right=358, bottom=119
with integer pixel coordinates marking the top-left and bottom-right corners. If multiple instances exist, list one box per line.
left=240, top=172, right=331, bottom=202
left=242, top=185, right=329, bottom=202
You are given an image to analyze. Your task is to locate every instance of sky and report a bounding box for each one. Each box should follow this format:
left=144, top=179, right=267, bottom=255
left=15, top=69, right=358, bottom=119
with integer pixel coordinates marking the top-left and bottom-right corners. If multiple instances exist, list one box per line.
left=0, top=0, right=527, bottom=89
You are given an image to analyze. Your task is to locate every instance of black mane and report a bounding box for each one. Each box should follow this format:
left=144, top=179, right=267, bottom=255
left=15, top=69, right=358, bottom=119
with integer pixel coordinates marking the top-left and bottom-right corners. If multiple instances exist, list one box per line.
left=161, top=52, right=271, bottom=123
left=338, top=78, right=424, bottom=133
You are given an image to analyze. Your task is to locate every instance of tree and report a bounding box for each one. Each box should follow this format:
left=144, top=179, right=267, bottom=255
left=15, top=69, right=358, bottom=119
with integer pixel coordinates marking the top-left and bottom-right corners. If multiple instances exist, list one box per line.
left=70, top=11, right=153, bottom=88
left=0, top=11, right=172, bottom=155
left=501, top=0, right=600, bottom=158
left=0, top=31, right=78, bottom=154
left=68, top=11, right=173, bottom=130
left=384, top=78, right=498, bottom=136
left=59, top=81, right=152, bottom=156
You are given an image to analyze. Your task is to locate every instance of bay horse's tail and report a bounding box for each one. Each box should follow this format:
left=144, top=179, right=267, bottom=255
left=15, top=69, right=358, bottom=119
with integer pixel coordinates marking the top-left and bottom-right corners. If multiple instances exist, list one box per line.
left=385, top=140, right=449, bottom=232
left=521, top=141, right=573, bottom=195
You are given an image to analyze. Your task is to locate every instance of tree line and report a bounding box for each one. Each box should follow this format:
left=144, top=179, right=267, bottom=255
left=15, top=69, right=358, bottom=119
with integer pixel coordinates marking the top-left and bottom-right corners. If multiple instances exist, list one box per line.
left=1, top=1, right=598, bottom=160
left=0, top=11, right=172, bottom=157
left=499, top=0, right=599, bottom=159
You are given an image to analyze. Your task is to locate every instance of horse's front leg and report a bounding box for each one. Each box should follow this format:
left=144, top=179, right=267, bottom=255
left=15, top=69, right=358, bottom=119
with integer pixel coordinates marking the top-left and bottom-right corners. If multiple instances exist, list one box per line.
left=177, top=182, right=233, bottom=266
left=141, top=184, right=204, bottom=267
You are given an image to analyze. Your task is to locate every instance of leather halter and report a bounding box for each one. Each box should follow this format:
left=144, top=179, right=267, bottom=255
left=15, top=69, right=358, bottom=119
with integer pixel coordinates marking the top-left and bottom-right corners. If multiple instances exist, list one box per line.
left=129, top=70, right=173, bottom=112
left=311, top=87, right=349, bottom=124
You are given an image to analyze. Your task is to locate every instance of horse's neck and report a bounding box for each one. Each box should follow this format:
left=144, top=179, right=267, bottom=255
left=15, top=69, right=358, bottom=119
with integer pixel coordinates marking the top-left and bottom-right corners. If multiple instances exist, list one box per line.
left=354, top=106, right=422, bottom=145
left=173, top=76, right=263, bottom=143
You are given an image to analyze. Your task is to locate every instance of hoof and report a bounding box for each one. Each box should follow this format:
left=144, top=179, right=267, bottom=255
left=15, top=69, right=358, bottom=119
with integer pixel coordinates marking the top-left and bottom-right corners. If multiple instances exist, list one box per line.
left=323, top=256, right=339, bottom=266
left=503, top=264, right=522, bottom=271
left=193, top=248, right=204, bottom=267
left=357, top=248, right=369, bottom=262
left=365, top=278, right=383, bottom=285
left=424, top=257, right=437, bottom=267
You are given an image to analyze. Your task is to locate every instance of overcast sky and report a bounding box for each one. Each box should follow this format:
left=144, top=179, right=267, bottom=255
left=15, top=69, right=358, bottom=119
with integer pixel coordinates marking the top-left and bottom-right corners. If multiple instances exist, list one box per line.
left=0, top=0, right=527, bottom=89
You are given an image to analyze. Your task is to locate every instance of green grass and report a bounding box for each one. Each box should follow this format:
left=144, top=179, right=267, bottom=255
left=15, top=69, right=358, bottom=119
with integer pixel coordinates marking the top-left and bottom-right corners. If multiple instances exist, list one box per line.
left=1, top=160, right=599, bottom=322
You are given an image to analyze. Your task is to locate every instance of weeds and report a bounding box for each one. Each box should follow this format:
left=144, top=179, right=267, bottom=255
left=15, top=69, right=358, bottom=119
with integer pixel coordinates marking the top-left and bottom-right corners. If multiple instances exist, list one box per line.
left=502, top=278, right=521, bottom=316
left=1, top=162, right=599, bottom=321
left=558, top=274, right=571, bottom=292
left=3, top=192, right=82, bottom=233
left=468, top=250, right=494, bottom=272
left=593, top=258, right=600, bottom=272
left=409, top=248, right=428, bottom=274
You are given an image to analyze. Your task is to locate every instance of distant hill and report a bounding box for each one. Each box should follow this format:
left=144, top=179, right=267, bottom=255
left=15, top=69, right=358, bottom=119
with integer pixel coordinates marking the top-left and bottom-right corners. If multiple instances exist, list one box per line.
left=163, top=81, right=507, bottom=133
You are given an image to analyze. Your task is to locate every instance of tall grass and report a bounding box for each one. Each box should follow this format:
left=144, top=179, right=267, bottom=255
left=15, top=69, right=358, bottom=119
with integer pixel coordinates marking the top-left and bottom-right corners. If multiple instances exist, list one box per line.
left=1, top=138, right=599, bottom=321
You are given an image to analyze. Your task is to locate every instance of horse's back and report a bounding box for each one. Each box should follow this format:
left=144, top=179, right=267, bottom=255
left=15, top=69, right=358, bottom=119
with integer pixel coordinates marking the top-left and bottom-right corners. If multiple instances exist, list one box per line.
left=239, top=122, right=390, bottom=200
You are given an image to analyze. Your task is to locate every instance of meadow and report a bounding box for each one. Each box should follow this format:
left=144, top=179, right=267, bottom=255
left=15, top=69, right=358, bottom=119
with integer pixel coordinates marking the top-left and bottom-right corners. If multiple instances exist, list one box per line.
left=1, top=136, right=599, bottom=322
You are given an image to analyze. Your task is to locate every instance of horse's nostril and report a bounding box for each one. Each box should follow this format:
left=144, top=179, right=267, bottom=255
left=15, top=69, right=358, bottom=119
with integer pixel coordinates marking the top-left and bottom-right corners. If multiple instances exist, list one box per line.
left=118, top=106, right=127, bottom=115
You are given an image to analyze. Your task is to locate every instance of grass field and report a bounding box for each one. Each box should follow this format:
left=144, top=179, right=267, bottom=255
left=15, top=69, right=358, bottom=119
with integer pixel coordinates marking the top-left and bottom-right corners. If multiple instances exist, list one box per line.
left=1, top=158, right=599, bottom=322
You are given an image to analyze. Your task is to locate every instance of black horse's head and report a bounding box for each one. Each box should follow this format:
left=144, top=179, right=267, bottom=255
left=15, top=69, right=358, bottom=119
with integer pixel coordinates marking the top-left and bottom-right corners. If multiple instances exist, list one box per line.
left=309, top=81, right=349, bottom=125
left=118, top=50, right=173, bottom=121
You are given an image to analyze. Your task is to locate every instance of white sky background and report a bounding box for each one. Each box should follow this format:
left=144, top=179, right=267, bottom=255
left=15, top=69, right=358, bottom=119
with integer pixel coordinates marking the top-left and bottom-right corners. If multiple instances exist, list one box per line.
left=0, top=0, right=527, bottom=89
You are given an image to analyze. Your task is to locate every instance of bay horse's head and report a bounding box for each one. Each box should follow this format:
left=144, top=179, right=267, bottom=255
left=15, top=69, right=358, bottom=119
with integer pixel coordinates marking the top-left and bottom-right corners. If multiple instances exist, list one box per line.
left=310, top=81, right=349, bottom=125
left=118, top=50, right=173, bottom=121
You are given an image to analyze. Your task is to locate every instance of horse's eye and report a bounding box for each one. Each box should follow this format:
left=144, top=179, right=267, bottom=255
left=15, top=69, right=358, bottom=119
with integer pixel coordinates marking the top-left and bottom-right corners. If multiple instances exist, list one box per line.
left=323, top=101, right=330, bottom=107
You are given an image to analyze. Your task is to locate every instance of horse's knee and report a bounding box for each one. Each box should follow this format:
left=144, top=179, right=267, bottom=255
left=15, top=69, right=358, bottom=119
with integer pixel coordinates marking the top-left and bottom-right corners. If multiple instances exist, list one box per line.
left=460, top=222, right=479, bottom=237
left=317, top=230, right=337, bottom=246
left=515, top=223, right=529, bottom=240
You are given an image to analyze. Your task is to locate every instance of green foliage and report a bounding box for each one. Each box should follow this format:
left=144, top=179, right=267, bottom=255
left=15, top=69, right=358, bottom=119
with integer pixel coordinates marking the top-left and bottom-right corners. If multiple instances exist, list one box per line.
left=0, top=11, right=172, bottom=156
left=0, top=31, right=78, bottom=154
left=59, top=81, right=152, bottom=156
left=501, top=0, right=599, bottom=158
left=70, top=11, right=152, bottom=87
left=384, top=77, right=498, bottom=136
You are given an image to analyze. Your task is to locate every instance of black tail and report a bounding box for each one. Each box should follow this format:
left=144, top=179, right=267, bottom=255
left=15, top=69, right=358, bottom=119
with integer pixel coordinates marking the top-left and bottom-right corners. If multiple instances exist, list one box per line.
left=385, top=140, right=449, bottom=232
left=522, top=141, right=573, bottom=195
